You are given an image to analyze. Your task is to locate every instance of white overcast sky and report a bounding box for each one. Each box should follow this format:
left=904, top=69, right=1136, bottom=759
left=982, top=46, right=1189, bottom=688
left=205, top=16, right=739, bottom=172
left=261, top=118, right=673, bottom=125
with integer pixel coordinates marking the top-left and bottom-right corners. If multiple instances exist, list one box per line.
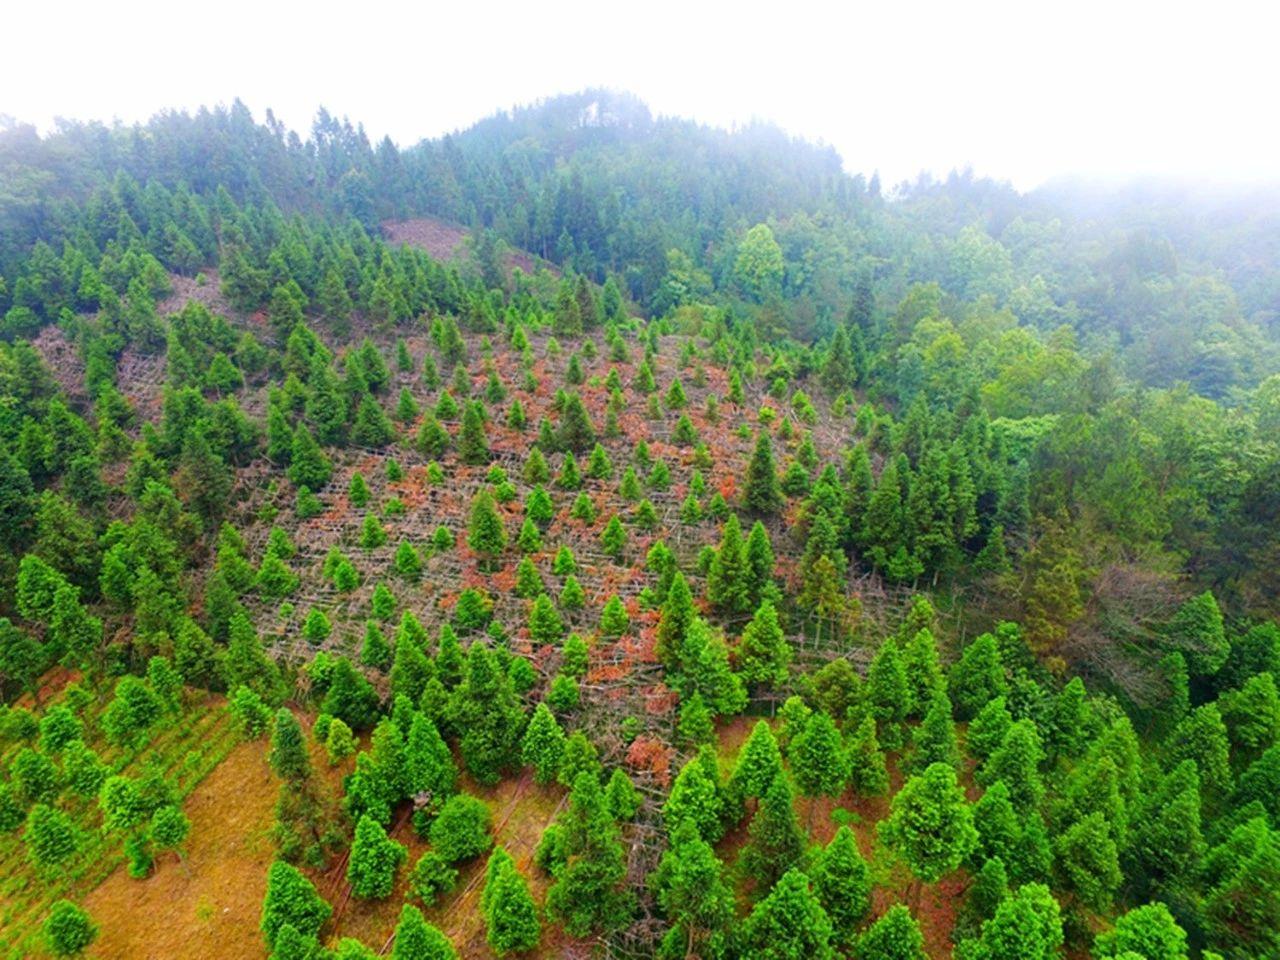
left=2, top=0, right=1274, bottom=190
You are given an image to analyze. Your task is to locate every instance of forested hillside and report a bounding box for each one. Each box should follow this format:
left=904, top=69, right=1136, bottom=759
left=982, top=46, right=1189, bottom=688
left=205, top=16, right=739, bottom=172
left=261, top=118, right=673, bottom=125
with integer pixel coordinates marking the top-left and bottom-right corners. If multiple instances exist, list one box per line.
left=0, top=92, right=1277, bottom=960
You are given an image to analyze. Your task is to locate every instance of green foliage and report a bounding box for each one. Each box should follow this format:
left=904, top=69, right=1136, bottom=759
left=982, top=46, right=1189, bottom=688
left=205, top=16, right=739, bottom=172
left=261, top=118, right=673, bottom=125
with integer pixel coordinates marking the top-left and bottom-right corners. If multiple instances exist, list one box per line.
left=482, top=849, right=540, bottom=956
left=853, top=904, right=925, bottom=960
left=545, top=772, right=633, bottom=936
left=430, top=793, right=493, bottom=862
left=879, top=762, right=977, bottom=885
left=740, top=868, right=835, bottom=960
left=43, top=900, right=98, bottom=957
left=261, top=860, right=332, bottom=947
left=740, top=774, right=807, bottom=890
left=347, top=814, right=408, bottom=899
left=812, top=826, right=871, bottom=946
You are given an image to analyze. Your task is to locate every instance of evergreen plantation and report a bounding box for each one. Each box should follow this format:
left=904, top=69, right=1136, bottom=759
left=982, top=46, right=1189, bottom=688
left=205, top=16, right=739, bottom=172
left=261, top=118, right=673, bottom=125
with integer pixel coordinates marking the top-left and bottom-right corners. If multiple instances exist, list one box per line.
left=0, top=90, right=1277, bottom=959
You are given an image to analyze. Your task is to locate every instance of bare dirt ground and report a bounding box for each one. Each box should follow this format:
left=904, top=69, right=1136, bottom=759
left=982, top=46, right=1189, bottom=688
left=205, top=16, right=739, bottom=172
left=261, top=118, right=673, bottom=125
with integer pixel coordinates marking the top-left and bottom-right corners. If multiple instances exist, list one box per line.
left=82, top=737, right=278, bottom=960
left=382, top=218, right=557, bottom=278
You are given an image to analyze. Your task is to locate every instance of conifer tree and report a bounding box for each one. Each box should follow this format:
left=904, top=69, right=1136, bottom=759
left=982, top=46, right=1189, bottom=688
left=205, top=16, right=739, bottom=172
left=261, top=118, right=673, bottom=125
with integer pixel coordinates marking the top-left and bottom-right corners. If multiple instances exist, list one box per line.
left=482, top=850, right=540, bottom=956
left=1167, top=703, right=1233, bottom=800
left=727, top=719, right=784, bottom=805
left=25, top=803, right=80, bottom=872
left=743, top=431, right=783, bottom=515
left=790, top=711, right=848, bottom=808
left=846, top=713, right=890, bottom=796
left=1054, top=811, right=1122, bottom=911
left=656, top=571, right=695, bottom=672
left=901, top=628, right=944, bottom=718
left=966, top=883, right=1063, bottom=960
left=1164, top=590, right=1229, bottom=677
left=949, top=632, right=1008, bottom=720
left=352, top=395, right=396, bottom=447
left=812, top=826, right=872, bottom=947
left=911, top=691, right=960, bottom=772
left=288, top=425, right=331, bottom=490
left=880, top=763, right=977, bottom=906
left=866, top=637, right=910, bottom=749
left=737, top=599, right=791, bottom=692
left=599, top=595, right=630, bottom=636
left=322, top=657, right=380, bottom=732
left=650, top=820, right=735, bottom=959
left=1092, top=902, right=1188, bottom=960
left=600, top=514, right=626, bottom=561
left=347, top=814, right=408, bottom=899
left=520, top=703, right=566, bottom=785
left=269, top=709, right=311, bottom=782
left=528, top=594, right=563, bottom=646
left=853, top=904, right=926, bottom=960
left=557, top=393, right=596, bottom=452
left=391, top=904, right=457, bottom=960
left=740, top=774, right=807, bottom=890
left=467, top=491, right=507, bottom=567
left=447, top=643, right=524, bottom=786
left=43, top=899, right=98, bottom=958
left=404, top=713, right=457, bottom=801
left=459, top=400, right=489, bottom=465
left=260, top=860, right=332, bottom=947
left=976, top=719, right=1044, bottom=812
left=707, top=514, right=752, bottom=615
left=966, top=696, right=1013, bottom=762
left=740, top=868, right=835, bottom=960
left=675, top=618, right=747, bottom=717
left=1201, top=816, right=1280, bottom=959
left=545, top=772, right=633, bottom=936
left=664, top=749, right=725, bottom=842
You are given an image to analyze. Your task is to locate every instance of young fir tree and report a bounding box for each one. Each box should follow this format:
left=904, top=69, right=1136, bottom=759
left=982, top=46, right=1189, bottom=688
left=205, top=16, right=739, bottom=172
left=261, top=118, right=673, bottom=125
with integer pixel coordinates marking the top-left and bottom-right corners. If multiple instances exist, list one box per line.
left=743, top=431, right=783, bottom=515
left=43, top=899, right=98, bottom=958
left=728, top=720, right=785, bottom=803
left=391, top=904, right=457, bottom=960
left=1091, top=901, right=1188, bottom=960
left=739, top=868, right=835, bottom=960
left=910, top=691, right=960, bottom=773
left=656, top=571, right=696, bottom=672
left=650, top=819, right=735, bottom=959
left=600, top=515, right=627, bottom=561
left=481, top=850, right=541, bottom=956
left=966, top=696, right=1013, bottom=762
left=520, top=703, right=566, bottom=785
left=706, top=514, right=752, bottom=615
left=737, top=599, right=791, bottom=693
left=790, top=711, right=848, bottom=811
left=260, top=860, right=332, bottom=947
left=1054, top=811, right=1122, bottom=911
left=879, top=763, right=978, bottom=908
left=458, top=401, right=489, bottom=465
left=812, top=826, right=872, bottom=948
left=269, top=709, right=311, bottom=782
left=853, top=904, right=926, bottom=960
left=740, top=774, right=807, bottom=891
left=976, top=719, right=1044, bottom=813
left=447, top=643, right=524, bottom=786
left=347, top=814, right=408, bottom=899
left=663, top=749, right=726, bottom=843
left=545, top=772, right=633, bottom=936
left=528, top=594, right=564, bottom=646
left=467, top=491, right=507, bottom=568
left=404, top=713, right=457, bottom=801
left=866, top=637, right=910, bottom=749
left=949, top=632, right=1008, bottom=720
